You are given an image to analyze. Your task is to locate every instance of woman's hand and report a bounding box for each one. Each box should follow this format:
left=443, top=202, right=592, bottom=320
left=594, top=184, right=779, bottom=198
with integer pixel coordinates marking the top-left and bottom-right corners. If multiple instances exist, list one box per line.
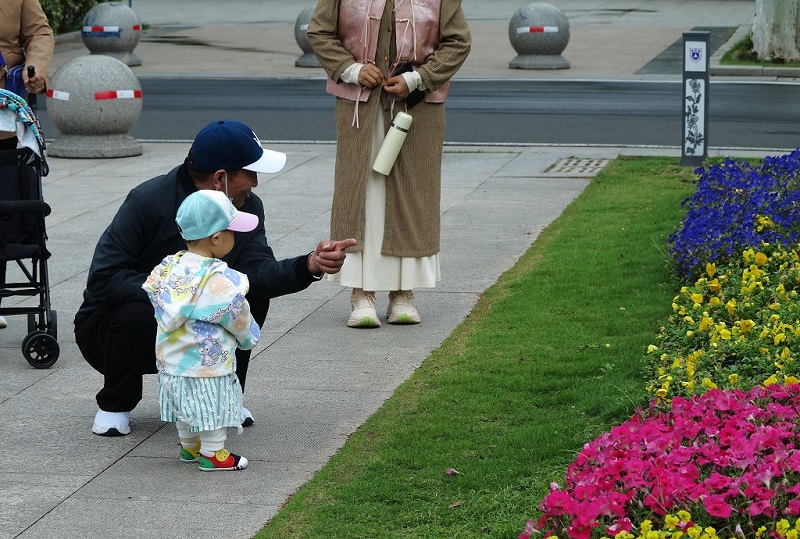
left=23, top=69, right=46, bottom=94
left=383, top=75, right=410, bottom=99
left=358, top=64, right=385, bottom=88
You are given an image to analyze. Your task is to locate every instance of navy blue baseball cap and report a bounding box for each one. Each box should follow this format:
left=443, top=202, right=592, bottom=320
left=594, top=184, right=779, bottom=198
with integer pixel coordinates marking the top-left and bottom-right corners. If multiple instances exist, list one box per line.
left=190, top=119, right=286, bottom=173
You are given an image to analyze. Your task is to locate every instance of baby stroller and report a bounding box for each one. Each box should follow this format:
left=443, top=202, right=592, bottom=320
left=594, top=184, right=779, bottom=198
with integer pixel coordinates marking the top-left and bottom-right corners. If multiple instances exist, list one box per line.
left=0, top=88, right=58, bottom=368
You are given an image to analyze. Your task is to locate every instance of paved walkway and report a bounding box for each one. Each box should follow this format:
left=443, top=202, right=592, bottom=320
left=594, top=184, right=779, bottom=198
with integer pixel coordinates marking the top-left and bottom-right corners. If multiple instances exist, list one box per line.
left=1, top=1, right=788, bottom=538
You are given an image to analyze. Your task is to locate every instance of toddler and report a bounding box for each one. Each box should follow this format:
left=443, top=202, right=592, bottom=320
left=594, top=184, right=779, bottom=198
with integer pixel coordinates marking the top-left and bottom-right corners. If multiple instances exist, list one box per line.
left=143, top=189, right=260, bottom=471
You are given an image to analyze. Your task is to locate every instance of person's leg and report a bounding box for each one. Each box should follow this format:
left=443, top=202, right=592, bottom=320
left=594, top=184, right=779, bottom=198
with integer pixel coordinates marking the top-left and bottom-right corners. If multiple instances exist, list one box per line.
left=75, top=300, right=157, bottom=435
left=0, top=137, right=19, bottom=328
left=0, top=261, right=6, bottom=329
left=175, top=420, right=201, bottom=462
left=197, top=427, right=248, bottom=471
left=235, top=296, right=267, bottom=427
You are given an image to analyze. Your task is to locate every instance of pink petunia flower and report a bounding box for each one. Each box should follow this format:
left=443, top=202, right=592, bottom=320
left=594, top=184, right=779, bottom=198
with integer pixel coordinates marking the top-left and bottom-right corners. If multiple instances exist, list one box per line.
left=702, top=494, right=734, bottom=518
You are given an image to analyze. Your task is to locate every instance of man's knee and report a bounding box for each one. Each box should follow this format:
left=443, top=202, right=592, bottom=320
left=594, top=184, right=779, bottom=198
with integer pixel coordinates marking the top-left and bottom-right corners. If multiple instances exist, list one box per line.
left=106, top=302, right=156, bottom=342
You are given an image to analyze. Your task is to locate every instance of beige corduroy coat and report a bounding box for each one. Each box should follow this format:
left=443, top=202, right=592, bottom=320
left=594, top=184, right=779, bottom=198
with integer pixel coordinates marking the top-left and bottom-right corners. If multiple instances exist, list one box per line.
left=0, top=0, right=54, bottom=89
left=308, top=0, right=471, bottom=258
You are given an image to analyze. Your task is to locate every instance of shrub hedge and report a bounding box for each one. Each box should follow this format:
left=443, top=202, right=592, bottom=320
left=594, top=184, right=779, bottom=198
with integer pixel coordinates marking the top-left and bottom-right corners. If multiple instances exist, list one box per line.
left=40, top=0, right=100, bottom=35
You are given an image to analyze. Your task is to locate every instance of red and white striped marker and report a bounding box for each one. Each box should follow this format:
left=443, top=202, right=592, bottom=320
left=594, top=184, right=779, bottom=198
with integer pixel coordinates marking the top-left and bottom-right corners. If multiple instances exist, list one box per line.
left=46, top=89, right=70, bottom=101
left=516, top=26, right=559, bottom=34
left=82, top=25, right=120, bottom=33
left=95, top=90, right=143, bottom=100
left=82, top=25, right=140, bottom=33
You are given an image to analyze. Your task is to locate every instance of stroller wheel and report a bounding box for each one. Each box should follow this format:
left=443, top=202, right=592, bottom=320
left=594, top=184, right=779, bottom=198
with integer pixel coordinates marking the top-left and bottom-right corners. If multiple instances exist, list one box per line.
left=22, top=331, right=59, bottom=369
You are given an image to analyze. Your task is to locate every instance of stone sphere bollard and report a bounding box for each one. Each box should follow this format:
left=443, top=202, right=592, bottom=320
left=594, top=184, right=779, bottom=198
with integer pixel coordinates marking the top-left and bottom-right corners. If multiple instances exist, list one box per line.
left=82, top=2, right=142, bottom=67
left=294, top=7, right=321, bottom=68
left=46, top=55, right=143, bottom=158
left=508, top=3, right=570, bottom=69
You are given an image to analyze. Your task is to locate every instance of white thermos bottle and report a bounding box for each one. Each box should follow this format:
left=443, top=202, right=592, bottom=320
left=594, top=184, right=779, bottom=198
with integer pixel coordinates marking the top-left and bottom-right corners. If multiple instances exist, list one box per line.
left=372, top=112, right=413, bottom=175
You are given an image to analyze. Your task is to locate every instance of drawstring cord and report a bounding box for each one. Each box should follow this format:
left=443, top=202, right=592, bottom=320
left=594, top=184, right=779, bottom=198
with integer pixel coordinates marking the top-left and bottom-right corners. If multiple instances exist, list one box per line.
left=353, top=0, right=417, bottom=127
left=352, top=0, right=379, bottom=128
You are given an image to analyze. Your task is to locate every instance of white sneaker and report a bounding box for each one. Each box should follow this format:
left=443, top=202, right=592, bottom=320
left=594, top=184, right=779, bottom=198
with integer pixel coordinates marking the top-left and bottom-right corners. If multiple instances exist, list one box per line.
left=347, top=288, right=380, bottom=328
left=0, top=316, right=7, bottom=329
left=241, top=405, right=254, bottom=427
left=92, top=409, right=131, bottom=436
left=387, top=290, right=421, bottom=324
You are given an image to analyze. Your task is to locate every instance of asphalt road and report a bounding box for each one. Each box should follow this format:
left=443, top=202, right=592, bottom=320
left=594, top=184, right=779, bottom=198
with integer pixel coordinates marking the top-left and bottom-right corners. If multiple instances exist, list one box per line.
left=34, top=79, right=800, bottom=149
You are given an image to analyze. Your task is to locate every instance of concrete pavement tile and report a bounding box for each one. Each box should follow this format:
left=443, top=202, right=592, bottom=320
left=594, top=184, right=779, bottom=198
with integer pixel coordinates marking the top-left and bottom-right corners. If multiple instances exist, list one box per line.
left=0, top=475, right=94, bottom=539
left=16, top=498, right=279, bottom=539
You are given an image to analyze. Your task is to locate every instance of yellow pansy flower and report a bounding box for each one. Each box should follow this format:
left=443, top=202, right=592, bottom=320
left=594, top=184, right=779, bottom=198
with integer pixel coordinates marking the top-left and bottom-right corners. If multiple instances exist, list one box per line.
left=706, top=262, right=716, bottom=277
left=755, top=251, right=768, bottom=265
left=690, top=293, right=703, bottom=304
left=729, top=373, right=739, bottom=385
left=764, top=374, right=778, bottom=386
left=785, top=376, right=799, bottom=385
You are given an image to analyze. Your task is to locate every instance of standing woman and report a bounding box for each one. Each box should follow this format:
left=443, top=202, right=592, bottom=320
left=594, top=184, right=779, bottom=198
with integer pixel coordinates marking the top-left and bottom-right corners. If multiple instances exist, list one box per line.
left=0, top=0, right=54, bottom=329
left=308, top=0, right=471, bottom=328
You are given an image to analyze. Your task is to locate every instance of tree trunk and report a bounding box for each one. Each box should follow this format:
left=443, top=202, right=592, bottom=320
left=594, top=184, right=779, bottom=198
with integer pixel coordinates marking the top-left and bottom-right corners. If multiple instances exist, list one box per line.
left=752, top=0, right=800, bottom=61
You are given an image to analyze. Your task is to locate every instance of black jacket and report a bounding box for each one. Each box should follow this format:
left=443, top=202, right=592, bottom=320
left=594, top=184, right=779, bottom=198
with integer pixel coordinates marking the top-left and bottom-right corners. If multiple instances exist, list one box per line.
left=74, top=164, right=317, bottom=325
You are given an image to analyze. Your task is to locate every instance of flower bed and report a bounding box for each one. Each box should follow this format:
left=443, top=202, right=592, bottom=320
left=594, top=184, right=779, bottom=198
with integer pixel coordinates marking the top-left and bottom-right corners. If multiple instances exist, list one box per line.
left=669, top=151, right=800, bottom=281
left=529, top=385, right=800, bottom=539
left=645, top=242, right=800, bottom=401
left=524, top=151, right=800, bottom=538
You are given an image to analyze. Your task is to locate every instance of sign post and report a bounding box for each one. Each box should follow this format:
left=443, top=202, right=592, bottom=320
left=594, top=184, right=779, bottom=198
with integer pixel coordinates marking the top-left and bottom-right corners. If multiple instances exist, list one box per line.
left=681, top=31, right=710, bottom=167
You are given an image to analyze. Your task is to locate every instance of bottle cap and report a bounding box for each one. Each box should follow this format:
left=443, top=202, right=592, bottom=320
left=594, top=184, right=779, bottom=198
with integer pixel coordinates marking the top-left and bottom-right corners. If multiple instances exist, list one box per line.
left=392, top=112, right=413, bottom=130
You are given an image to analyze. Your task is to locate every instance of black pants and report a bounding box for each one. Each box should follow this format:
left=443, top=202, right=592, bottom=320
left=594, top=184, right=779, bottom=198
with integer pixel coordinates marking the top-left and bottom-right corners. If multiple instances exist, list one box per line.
left=74, top=298, right=268, bottom=412
left=0, top=137, right=17, bottom=310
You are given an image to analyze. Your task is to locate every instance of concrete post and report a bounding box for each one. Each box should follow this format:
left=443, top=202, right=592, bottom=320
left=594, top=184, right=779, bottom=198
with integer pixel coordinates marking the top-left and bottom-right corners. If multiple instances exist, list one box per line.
left=82, top=2, right=143, bottom=67
left=295, top=7, right=321, bottom=68
left=681, top=31, right=710, bottom=167
left=46, top=55, right=143, bottom=158
left=508, top=3, right=570, bottom=69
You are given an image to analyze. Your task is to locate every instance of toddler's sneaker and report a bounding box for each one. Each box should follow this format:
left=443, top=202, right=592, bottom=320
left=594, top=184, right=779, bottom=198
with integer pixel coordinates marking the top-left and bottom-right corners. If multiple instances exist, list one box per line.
left=179, top=442, right=201, bottom=463
left=197, top=449, right=248, bottom=471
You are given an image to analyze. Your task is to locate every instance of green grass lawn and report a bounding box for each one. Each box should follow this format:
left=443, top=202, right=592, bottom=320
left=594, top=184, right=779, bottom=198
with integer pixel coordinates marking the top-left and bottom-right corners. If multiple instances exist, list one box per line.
left=256, top=156, right=699, bottom=538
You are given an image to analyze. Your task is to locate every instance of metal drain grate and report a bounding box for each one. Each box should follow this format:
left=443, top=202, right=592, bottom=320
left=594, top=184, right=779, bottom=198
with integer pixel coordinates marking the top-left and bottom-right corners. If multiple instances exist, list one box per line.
left=545, top=158, right=610, bottom=176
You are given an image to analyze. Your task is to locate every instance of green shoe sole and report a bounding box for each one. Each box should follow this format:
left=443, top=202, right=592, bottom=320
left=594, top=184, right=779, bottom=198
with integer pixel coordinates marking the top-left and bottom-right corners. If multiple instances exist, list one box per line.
left=348, top=317, right=381, bottom=328
left=388, top=313, right=420, bottom=324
